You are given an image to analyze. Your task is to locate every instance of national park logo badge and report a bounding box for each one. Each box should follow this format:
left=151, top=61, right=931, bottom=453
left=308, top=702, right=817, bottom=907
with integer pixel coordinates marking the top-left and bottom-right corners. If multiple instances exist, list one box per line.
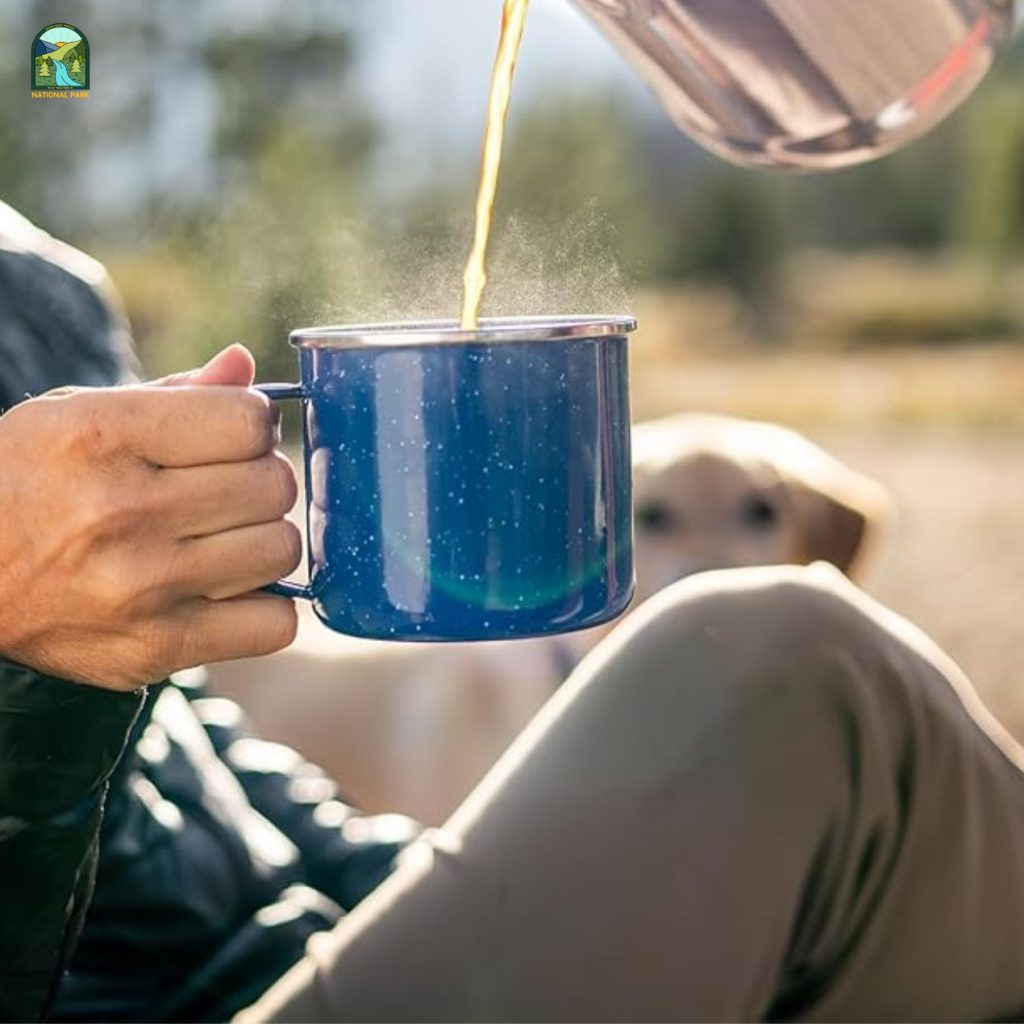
left=32, top=23, right=89, bottom=98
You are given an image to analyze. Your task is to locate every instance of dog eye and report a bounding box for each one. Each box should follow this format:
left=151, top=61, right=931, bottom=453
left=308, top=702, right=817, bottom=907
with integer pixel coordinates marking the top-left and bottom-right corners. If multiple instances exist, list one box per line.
left=741, top=496, right=778, bottom=530
left=636, top=502, right=678, bottom=534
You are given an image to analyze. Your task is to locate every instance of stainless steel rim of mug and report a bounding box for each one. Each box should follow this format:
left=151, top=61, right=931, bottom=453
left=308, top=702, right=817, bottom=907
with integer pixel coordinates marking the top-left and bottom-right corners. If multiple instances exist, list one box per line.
left=288, top=315, right=637, bottom=349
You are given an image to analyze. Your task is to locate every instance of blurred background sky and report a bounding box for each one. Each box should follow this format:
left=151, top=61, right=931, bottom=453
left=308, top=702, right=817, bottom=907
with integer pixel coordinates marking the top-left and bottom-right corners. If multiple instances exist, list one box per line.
left=1, top=0, right=1024, bottom=730
left=358, top=0, right=646, bottom=190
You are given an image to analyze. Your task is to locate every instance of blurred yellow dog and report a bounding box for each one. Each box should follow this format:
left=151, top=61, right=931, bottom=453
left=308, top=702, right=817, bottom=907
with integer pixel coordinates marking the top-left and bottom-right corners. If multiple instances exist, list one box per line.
left=209, top=414, right=892, bottom=824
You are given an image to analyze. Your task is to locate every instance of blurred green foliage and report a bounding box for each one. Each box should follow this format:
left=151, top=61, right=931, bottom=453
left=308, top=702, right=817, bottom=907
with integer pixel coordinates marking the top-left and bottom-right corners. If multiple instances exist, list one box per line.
left=1, top=3, right=1024, bottom=376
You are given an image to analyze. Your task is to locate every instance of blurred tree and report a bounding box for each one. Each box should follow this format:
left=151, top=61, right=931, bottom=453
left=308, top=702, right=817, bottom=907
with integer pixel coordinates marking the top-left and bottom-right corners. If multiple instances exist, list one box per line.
left=202, top=30, right=372, bottom=169
left=496, top=89, right=664, bottom=279
left=786, top=125, right=960, bottom=253
left=958, top=82, right=1024, bottom=266
left=660, top=168, right=788, bottom=338
left=372, top=89, right=656, bottom=324
left=199, top=123, right=375, bottom=381
left=85, top=10, right=379, bottom=384
left=494, top=89, right=790, bottom=336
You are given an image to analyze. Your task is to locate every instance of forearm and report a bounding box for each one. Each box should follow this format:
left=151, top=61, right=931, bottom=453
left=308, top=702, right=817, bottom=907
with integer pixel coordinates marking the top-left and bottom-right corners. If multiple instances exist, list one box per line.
left=0, top=660, right=143, bottom=1021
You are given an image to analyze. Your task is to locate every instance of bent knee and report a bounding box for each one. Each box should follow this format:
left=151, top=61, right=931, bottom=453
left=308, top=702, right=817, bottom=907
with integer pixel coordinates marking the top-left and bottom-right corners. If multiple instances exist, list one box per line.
left=598, top=562, right=914, bottom=728
left=634, top=562, right=867, bottom=669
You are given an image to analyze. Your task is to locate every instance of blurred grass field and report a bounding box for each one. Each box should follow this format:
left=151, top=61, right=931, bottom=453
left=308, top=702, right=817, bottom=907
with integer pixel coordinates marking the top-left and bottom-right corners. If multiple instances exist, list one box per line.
left=631, top=333, right=1024, bottom=430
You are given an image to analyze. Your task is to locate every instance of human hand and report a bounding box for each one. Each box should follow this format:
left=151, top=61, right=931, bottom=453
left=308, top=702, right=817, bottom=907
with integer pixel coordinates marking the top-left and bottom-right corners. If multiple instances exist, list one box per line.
left=0, top=345, right=300, bottom=690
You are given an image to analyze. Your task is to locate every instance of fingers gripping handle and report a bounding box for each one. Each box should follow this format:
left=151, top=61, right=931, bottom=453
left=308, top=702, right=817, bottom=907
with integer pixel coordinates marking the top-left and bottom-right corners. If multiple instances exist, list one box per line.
left=256, top=383, right=312, bottom=601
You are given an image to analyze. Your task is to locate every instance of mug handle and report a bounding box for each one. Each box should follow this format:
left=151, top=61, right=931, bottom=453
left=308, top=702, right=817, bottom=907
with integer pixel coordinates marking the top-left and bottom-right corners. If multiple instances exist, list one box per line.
left=256, top=383, right=312, bottom=601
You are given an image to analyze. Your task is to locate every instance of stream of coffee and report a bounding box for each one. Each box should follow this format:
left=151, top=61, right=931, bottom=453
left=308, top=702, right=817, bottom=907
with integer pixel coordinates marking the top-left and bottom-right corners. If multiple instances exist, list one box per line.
left=460, top=0, right=531, bottom=330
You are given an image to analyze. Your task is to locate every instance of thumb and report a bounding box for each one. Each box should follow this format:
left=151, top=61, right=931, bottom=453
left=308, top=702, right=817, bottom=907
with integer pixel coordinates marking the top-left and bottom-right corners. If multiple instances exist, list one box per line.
left=153, top=344, right=257, bottom=388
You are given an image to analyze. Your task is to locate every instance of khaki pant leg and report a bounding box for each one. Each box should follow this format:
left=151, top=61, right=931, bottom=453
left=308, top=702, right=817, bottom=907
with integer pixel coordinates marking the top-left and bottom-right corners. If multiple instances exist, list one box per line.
left=240, top=563, right=1024, bottom=1022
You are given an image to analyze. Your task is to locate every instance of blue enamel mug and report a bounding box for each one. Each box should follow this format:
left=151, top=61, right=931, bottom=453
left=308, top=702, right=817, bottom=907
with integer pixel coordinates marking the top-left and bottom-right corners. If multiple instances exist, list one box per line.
left=258, top=316, right=636, bottom=641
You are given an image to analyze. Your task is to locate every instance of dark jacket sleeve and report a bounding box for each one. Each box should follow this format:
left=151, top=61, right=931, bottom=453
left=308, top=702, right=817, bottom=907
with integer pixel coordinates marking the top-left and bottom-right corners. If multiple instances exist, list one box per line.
left=180, top=676, right=421, bottom=912
left=0, top=661, right=143, bottom=1023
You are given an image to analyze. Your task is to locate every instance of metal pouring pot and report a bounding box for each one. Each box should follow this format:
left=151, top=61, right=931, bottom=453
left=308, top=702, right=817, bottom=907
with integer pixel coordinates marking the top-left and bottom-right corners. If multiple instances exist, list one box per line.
left=572, top=0, right=1018, bottom=170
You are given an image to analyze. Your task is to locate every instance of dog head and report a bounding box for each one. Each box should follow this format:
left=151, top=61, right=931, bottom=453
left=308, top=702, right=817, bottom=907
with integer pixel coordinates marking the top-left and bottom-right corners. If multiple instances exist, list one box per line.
left=630, top=414, right=892, bottom=605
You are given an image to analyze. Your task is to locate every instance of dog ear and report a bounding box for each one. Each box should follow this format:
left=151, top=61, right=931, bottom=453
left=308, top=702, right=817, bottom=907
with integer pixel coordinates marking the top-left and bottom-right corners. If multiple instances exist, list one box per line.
left=784, top=456, right=893, bottom=579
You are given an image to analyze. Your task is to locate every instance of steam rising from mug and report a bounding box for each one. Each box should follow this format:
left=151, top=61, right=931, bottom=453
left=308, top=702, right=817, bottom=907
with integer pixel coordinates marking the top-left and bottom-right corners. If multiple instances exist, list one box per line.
left=573, top=0, right=1017, bottom=170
